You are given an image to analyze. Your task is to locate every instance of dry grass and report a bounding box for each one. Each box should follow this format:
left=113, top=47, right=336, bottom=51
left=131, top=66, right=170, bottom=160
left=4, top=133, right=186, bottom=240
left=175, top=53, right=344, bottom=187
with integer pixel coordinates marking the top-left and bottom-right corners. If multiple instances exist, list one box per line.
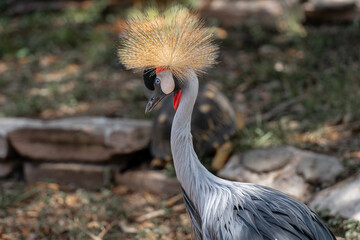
left=0, top=181, right=192, bottom=239
left=0, top=1, right=360, bottom=239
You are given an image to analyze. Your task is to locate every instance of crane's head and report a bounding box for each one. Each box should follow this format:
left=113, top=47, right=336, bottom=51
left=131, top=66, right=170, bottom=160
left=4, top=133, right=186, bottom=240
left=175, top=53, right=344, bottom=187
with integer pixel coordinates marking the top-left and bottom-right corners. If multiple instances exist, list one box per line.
left=144, top=67, right=182, bottom=114
left=117, top=6, right=218, bottom=114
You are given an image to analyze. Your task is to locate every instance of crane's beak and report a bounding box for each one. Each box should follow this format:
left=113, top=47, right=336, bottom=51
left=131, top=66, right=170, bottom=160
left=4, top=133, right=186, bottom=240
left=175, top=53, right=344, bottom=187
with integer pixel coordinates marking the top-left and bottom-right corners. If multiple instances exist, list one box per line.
left=145, top=91, right=166, bottom=114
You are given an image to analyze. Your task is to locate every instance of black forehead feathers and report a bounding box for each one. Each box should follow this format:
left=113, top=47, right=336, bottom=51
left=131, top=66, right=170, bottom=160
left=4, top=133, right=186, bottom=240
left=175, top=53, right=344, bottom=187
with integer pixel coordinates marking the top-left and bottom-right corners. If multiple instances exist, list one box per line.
left=143, top=68, right=182, bottom=91
left=143, top=68, right=156, bottom=90
left=174, top=75, right=181, bottom=91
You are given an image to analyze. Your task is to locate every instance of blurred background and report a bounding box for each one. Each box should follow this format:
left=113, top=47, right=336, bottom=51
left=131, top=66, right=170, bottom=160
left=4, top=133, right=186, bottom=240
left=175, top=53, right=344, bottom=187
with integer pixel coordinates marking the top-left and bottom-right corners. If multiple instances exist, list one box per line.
left=0, top=0, right=359, bottom=239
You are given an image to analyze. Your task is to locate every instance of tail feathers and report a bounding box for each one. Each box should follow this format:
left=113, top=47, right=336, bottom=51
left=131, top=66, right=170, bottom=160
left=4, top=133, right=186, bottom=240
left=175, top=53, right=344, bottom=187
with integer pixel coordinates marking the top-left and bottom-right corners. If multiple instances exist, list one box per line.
left=181, top=186, right=203, bottom=240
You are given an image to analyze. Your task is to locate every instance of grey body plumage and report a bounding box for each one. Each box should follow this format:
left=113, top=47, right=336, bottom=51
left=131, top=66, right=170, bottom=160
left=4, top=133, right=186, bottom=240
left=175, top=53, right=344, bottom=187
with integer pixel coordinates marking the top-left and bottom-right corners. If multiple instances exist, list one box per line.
left=171, top=70, right=335, bottom=240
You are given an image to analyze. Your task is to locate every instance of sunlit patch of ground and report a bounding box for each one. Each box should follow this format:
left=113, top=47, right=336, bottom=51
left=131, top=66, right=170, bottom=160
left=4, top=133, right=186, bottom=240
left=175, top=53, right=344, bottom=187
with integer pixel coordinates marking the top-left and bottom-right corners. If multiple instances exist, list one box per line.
left=0, top=181, right=192, bottom=240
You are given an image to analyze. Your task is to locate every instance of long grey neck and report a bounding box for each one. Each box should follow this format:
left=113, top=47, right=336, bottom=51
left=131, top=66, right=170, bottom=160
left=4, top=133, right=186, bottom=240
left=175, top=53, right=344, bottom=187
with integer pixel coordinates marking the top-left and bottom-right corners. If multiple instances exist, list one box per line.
left=170, top=70, right=214, bottom=208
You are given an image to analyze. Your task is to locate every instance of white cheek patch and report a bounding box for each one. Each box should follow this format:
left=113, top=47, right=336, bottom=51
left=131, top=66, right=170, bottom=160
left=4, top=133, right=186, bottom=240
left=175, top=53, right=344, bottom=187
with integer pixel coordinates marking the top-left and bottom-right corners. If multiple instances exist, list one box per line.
left=157, top=70, right=175, bottom=94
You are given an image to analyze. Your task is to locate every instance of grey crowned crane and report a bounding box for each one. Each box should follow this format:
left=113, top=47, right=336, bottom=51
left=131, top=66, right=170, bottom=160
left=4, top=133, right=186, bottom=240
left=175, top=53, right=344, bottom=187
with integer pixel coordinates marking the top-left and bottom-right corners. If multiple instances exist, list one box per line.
left=118, top=6, right=336, bottom=240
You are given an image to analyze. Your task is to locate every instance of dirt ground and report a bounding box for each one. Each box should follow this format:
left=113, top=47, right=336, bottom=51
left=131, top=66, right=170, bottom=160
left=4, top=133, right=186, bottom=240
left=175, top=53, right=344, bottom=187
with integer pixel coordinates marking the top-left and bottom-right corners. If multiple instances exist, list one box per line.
left=1, top=1, right=360, bottom=239
left=1, top=181, right=193, bottom=239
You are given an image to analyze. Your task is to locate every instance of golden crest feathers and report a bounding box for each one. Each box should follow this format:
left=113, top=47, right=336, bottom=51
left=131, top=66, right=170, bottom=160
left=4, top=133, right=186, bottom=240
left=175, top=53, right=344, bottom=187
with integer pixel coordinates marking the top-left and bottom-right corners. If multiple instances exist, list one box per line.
left=118, top=6, right=218, bottom=80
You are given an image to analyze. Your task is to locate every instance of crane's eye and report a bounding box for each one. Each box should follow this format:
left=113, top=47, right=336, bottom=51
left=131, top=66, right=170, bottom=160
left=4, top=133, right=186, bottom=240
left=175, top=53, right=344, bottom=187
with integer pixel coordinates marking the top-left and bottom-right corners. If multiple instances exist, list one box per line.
left=155, top=78, right=161, bottom=85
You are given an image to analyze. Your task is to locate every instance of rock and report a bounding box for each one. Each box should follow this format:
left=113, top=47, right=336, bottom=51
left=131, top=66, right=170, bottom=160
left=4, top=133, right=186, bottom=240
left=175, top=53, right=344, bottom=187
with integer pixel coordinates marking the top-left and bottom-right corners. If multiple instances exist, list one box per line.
left=0, top=162, right=17, bottom=178
left=296, top=152, right=343, bottom=186
left=24, top=162, right=112, bottom=190
left=8, top=117, right=151, bottom=162
left=0, top=136, right=9, bottom=160
left=218, top=146, right=343, bottom=202
left=115, top=169, right=180, bottom=197
left=309, top=0, right=357, bottom=10
left=258, top=45, right=281, bottom=57
left=243, top=147, right=293, bottom=172
left=219, top=149, right=310, bottom=201
left=0, top=118, right=42, bottom=160
left=200, top=0, right=303, bottom=30
left=304, top=1, right=360, bottom=21
left=310, top=171, right=360, bottom=221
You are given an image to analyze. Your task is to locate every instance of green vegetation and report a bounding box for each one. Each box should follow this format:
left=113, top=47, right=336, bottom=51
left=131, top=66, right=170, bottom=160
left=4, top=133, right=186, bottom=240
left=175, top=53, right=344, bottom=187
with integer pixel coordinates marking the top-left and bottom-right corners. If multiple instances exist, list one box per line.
left=1, top=2, right=359, bottom=125
left=218, top=23, right=360, bottom=153
left=319, top=210, right=360, bottom=240
left=0, top=1, right=359, bottom=239
left=0, top=2, right=144, bottom=118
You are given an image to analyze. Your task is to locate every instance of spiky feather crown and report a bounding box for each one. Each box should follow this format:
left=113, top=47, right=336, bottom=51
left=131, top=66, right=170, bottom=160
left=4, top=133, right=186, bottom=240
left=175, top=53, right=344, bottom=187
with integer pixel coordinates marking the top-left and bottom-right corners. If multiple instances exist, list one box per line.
left=118, top=6, right=218, bottom=80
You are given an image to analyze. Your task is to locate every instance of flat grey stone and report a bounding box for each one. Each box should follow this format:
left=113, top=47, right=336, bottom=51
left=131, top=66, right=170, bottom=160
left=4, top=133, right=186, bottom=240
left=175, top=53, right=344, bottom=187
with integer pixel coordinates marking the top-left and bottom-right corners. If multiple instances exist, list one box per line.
left=0, top=118, right=42, bottom=160
left=310, top=0, right=357, bottom=10
left=8, top=117, right=151, bottom=162
left=296, top=153, right=343, bottom=186
left=243, top=146, right=294, bottom=172
left=218, top=146, right=343, bottom=202
left=304, top=0, right=360, bottom=21
left=200, top=0, right=303, bottom=30
left=310, top=172, right=360, bottom=221
left=218, top=148, right=311, bottom=202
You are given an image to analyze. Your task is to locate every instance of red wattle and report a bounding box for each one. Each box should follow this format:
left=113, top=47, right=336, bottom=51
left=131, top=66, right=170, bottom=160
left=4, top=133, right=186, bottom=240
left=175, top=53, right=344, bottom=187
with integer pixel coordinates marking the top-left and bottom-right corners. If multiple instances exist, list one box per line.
left=173, top=90, right=182, bottom=110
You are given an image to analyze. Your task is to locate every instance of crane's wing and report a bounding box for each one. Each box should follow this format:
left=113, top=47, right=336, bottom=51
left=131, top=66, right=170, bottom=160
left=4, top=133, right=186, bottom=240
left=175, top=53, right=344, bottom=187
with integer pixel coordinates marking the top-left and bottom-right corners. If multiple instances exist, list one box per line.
left=181, top=186, right=203, bottom=240
left=232, top=185, right=336, bottom=240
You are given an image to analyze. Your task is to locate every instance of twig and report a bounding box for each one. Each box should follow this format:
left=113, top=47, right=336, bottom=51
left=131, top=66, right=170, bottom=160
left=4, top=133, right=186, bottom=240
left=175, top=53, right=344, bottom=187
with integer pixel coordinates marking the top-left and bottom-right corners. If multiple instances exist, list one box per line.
left=136, top=209, right=167, bottom=222
left=77, top=219, right=117, bottom=240
left=246, top=97, right=302, bottom=125
left=119, top=220, right=137, bottom=234
left=165, top=193, right=183, bottom=207
left=75, top=219, right=99, bottom=240
left=136, top=204, right=185, bottom=222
